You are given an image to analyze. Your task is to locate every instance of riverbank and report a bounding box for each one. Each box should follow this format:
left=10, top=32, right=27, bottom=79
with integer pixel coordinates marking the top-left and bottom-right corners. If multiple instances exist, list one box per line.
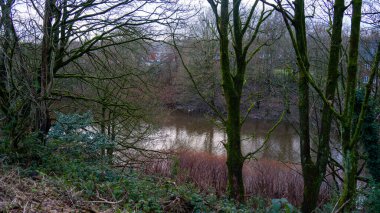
left=167, top=95, right=299, bottom=123
left=0, top=149, right=300, bottom=212
left=0, top=114, right=332, bottom=212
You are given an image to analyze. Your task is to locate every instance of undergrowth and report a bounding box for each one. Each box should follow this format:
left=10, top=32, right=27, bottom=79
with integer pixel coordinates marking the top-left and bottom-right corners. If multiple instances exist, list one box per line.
left=1, top=140, right=298, bottom=212
left=1, top=112, right=300, bottom=212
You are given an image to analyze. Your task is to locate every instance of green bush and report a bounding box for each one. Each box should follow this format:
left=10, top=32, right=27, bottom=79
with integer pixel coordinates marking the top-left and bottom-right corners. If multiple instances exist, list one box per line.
left=267, top=198, right=298, bottom=213
left=364, top=183, right=380, bottom=213
left=48, top=111, right=113, bottom=160
left=355, top=90, right=380, bottom=182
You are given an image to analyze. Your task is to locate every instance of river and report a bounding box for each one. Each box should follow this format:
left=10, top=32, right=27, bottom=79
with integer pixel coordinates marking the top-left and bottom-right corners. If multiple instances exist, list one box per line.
left=149, top=111, right=300, bottom=163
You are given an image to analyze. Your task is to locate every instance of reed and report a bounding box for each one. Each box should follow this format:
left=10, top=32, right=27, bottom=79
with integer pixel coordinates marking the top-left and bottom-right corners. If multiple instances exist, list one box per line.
left=144, top=150, right=331, bottom=206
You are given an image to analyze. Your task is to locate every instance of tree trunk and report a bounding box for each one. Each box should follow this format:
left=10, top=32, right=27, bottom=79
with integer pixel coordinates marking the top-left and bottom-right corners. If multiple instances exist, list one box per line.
left=298, top=67, right=319, bottom=213
left=214, top=0, right=245, bottom=202
left=339, top=0, right=363, bottom=211
left=339, top=141, right=358, bottom=211
left=302, top=165, right=321, bottom=213
left=37, top=0, right=55, bottom=144
left=205, top=0, right=266, bottom=202
left=101, top=105, right=106, bottom=157
left=107, top=111, right=115, bottom=164
left=317, top=0, right=345, bottom=173
left=0, top=1, right=11, bottom=115
left=292, top=1, right=321, bottom=211
left=0, top=0, right=23, bottom=150
left=304, top=1, right=346, bottom=212
left=225, top=96, right=244, bottom=201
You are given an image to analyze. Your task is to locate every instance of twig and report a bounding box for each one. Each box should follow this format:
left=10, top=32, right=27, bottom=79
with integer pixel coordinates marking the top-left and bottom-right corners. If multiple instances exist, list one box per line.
left=332, top=199, right=350, bottom=213
left=23, top=201, right=29, bottom=213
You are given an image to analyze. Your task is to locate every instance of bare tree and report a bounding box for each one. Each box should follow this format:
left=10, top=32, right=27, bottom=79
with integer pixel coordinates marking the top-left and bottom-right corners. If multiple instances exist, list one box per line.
left=171, top=0, right=283, bottom=201
left=263, top=0, right=380, bottom=211
left=0, top=0, right=181, bottom=148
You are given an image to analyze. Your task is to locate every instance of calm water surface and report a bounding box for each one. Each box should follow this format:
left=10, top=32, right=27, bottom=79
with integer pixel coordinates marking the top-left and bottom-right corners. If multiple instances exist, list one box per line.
left=150, top=111, right=300, bottom=163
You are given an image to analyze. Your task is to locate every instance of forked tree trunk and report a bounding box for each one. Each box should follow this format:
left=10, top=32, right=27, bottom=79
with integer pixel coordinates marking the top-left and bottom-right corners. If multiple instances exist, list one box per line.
left=205, top=0, right=268, bottom=201
left=216, top=0, right=246, bottom=201
left=283, top=0, right=346, bottom=211
left=338, top=0, right=362, bottom=211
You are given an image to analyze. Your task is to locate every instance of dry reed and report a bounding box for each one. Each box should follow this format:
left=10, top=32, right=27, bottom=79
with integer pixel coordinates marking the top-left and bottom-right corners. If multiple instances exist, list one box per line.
left=144, top=150, right=332, bottom=207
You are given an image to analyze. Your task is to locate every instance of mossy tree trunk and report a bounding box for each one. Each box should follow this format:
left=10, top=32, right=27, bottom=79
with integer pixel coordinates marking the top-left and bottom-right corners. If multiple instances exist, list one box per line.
left=0, top=1, right=13, bottom=117
left=100, top=105, right=106, bottom=157
left=218, top=0, right=245, bottom=201
left=107, top=110, right=115, bottom=164
left=293, top=2, right=319, bottom=212
left=206, top=0, right=269, bottom=201
left=225, top=94, right=244, bottom=200
left=338, top=0, right=363, bottom=210
left=302, top=1, right=346, bottom=211
left=338, top=2, right=380, bottom=211
left=276, top=0, right=345, bottom=212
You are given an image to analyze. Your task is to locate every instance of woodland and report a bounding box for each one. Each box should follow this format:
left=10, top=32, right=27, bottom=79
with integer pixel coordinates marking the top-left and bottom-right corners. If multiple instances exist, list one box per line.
left=0, top=0, right=379, bottom=212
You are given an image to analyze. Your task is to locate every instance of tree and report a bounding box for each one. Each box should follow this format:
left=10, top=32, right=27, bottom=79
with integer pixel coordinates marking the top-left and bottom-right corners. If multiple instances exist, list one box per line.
left=172, top=0, right=275, bottom=201
left=206, top=0, right=276, bottom=201
left=264, top=0, right=380, bottom=211
left=0, top=0, right=33, bottom=150
left=0, top=0, right=180, bottom=149
left=55, top=42, right=163, bottom=164
left=262, top=0, right=346, bottom=211
left=35, top=0, right=180, bottom=143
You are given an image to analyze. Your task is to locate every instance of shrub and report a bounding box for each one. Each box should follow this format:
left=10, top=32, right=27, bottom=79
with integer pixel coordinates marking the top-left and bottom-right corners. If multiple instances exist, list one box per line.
left=364, top=183, right=380, bottom=213
left=48, top=111, right=113, bottom=161
left=145, top=150, right=330, bottom=207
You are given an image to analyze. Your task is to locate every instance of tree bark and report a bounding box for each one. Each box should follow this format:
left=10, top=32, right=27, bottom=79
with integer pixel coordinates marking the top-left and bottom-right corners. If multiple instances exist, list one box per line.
left=0, top=0, right=23, bottom=149
left=302, top=1, right=346, bottom=212
left=206, top=0, right=248, bottom=201
left=37, top=0, right=55, bottom=144
left=219, top=0, right=245, bottom=201
left=317, top=0, right=345, bottom=188
left=292, top=1, right=320, bottom=212
left=279, top=0, right=346, bottom=211
left=225, top=95, right=244, bottom=201
left=338, top=0, right=363, bottom=211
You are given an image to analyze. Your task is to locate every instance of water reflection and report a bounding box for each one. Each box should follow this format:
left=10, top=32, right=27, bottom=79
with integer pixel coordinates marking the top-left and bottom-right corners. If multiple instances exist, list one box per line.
left=151, top=111, right=300, bottom=162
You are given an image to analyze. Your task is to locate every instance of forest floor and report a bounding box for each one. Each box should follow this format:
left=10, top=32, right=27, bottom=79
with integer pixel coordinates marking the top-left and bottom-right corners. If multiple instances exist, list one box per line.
left=0, top=166, right=103, bottom=212
left=0, top=152, right=300, bottom=213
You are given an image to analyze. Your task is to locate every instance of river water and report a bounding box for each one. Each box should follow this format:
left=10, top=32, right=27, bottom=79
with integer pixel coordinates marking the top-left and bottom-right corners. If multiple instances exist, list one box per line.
left=150, top=111, right=300, bottom=163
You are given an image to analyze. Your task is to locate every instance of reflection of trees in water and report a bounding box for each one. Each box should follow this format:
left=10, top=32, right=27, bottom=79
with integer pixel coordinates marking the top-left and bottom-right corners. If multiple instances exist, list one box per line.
left=162, top=112, right=215, bottom=135
left=203, top=127, right=214, bottom=154
left=241, top=120, right=299, bottom=162
left=161, top=112, right=299, bottom=161
left=260, top=134, right=295, bottom=162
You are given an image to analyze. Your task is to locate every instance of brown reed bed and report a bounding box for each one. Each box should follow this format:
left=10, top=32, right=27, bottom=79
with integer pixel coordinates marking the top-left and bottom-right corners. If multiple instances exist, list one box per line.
left=143, top=150, right=332, bottom=207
